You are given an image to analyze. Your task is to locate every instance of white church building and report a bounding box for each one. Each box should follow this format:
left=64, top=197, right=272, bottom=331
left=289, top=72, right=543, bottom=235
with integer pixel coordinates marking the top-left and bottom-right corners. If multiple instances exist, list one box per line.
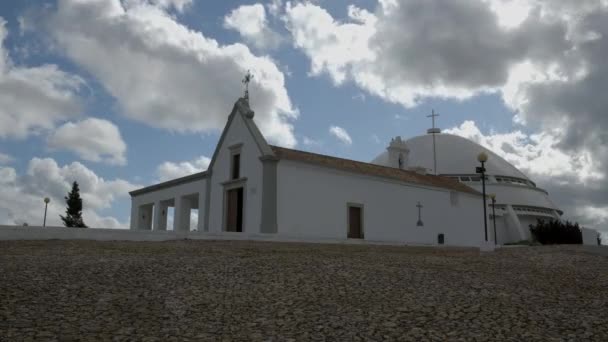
left=130, top=96, right=590, bottom=247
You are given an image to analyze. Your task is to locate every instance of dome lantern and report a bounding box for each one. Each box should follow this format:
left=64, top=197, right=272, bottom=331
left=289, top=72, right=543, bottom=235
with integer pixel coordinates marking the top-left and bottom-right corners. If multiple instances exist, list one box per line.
left=387, top=136, right=410, bottom=170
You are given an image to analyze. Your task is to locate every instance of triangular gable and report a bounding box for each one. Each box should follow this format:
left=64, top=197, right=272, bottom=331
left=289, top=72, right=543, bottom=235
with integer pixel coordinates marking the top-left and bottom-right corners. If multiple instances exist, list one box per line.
left=207, top=97, right=274, bottom=171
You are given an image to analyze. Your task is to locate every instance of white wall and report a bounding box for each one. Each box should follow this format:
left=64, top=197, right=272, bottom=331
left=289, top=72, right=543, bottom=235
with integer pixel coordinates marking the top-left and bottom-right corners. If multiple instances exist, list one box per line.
left=582, top=227, right=600, bottom=246
left=130, top=178, right=206, bottom=231
left=0, top=225, right=482, bottom=248
left=276, top=160, right=485, bottom=247
left=207, top=113, right=263, bottom=234
left=0, top=226, right=187, bottom=241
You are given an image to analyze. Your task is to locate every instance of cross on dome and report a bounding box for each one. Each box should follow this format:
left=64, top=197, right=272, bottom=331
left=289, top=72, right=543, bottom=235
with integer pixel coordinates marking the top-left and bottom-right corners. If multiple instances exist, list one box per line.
left=426, top=109, right=441, bottom=175
left=426, top=109, right=440, bottom=134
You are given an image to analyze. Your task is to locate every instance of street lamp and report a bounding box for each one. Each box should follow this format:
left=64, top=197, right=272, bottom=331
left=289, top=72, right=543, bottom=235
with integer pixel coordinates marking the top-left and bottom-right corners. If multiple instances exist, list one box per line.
left=476, top=152, right=488, bottom=242
left=43, top=197, right=50, bottom=227
left=490, top=193, right=497, bottom=245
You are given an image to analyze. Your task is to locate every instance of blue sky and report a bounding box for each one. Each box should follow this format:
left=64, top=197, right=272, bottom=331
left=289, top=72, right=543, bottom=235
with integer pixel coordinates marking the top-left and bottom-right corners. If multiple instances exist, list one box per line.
left=0, top=0, right=606, bottom=234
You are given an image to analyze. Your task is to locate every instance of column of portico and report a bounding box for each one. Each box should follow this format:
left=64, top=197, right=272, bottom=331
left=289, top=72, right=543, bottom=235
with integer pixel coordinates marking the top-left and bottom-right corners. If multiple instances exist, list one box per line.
left=130, top=202, right=138, bottom=230
left=174, top=196, right=192, bottom=232
left=153, top=201, right=168, bottom=231
left=138, top=204, right=153, bottom=230
left=197, top=191, right=205, bottom=232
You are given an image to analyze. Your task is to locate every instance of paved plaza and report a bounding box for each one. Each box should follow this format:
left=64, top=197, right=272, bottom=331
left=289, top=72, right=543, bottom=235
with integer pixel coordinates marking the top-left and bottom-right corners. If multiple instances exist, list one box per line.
left=1, top=240, right=607, bottom=341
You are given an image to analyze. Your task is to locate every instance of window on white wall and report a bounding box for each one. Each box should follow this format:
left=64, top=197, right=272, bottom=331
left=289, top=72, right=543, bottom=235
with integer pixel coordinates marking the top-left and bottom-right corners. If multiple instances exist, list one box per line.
left=229, top=143, right=243, bottom=180
left=231, top=153, right=240, bottom=179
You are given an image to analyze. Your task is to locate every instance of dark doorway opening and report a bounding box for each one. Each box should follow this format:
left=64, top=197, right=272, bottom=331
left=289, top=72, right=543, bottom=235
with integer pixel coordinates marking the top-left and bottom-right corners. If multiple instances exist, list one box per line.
left=226, top=187, right=244, bottom=232
left=438, top=233, right=445, bottom=245
left=348, top=205, right=363, bottom=239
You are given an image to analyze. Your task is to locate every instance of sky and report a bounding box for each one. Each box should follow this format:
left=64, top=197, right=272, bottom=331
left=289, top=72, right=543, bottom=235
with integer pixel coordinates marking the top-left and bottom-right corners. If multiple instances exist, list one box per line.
left=0, top=0, right=606, bottom=238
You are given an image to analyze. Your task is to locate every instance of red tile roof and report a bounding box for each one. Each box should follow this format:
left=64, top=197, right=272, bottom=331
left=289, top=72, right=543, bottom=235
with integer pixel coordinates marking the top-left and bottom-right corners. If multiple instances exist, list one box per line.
left=270, top=146, right=480, bottom=195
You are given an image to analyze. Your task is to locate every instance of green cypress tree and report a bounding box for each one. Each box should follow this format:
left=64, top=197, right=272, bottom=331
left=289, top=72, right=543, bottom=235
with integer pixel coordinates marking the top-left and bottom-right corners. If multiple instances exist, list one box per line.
left=60, top=181, right=88, bottom=228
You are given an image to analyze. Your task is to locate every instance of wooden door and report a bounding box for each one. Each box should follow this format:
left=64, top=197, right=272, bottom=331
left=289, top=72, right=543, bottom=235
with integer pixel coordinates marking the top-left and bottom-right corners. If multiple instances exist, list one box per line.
left=226, top=189, right=238, bottom=232
left=348, top=206, right=363, bottom=239
left=226, top=188, right=244, bottom=232
left=236, top=188, right=243, bottom=232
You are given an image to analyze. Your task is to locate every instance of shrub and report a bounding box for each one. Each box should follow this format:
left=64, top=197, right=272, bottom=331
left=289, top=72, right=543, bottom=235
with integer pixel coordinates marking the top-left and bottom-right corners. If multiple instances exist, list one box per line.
left=529, top=219, right=582, bottom=245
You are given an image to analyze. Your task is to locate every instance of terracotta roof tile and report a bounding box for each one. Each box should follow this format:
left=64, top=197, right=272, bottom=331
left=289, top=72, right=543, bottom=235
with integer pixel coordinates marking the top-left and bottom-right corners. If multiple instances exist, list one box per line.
left=270, top=146, right=480, bottom=195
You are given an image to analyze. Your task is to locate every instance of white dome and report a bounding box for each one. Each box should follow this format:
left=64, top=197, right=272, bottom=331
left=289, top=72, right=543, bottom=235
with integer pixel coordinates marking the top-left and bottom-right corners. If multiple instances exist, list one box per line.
left=371, top=133, right=530, bottom=180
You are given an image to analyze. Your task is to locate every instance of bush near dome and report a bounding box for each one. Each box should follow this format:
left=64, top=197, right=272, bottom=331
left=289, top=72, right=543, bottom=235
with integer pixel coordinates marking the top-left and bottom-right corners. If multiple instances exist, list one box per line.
left=529, top=219, right=583, bottom=245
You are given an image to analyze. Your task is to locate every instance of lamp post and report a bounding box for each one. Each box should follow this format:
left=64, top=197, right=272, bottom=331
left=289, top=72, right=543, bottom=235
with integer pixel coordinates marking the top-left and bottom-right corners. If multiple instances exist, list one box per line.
left=490, top=194, right=497, bottom=245
left=43, top=197, right=50, bottom=227
left=476, top=152, right=488, bottom=242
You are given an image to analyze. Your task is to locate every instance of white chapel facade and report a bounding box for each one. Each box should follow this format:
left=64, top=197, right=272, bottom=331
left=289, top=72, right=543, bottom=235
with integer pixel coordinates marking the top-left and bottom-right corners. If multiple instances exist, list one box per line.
left=129, top=97, right=493, bottom=247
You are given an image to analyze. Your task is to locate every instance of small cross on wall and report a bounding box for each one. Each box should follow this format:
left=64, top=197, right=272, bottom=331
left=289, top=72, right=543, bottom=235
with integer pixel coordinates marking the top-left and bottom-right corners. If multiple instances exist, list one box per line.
left=416, top=202, right=424, bottom=227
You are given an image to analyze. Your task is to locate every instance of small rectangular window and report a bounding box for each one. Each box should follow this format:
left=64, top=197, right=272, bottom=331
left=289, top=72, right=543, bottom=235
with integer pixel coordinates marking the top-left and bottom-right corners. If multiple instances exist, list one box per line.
left=232, top=153, right=240, bottom=179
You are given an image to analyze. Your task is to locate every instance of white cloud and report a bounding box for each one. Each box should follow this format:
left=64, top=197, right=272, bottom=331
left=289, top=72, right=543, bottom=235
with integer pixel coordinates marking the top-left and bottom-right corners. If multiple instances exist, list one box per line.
left=267, top=0, right=283, bottom=17
left=485, top=0, right=532, bottom=29
left=577, top=205, right=608, bottom=228
left=0, top=158, right=139, bottom=228
left=224, top=4, right=282, bottom=50
left=329, top=126, right=352, bottom=145
left=444, top=120, right=603, bottom=184
left=283, top=0, right=568, bottom=107
left=156, top=155, right=210, bottom=182
left=284, top=3, right=376, bottom=85
left=0, top=17, right=83, bottom=139
left=40, top=0, right=297, bottom=147
left=47, top=118, right=127, bottom=165
left=352, top=93, right=366, bottom=101
left=302, top=136, right=321, bottom=147
left=148, top=0, right=193, bottom=12
left=0, top=152, right=12, bottom=164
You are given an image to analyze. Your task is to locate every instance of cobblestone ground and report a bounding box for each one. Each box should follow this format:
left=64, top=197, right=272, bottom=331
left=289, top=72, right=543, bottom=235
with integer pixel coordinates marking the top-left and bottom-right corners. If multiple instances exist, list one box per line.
left=1, top=240, right=607, bottom=341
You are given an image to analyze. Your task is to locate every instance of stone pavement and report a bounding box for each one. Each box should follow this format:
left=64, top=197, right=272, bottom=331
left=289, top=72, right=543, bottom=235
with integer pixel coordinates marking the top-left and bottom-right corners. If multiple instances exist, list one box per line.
left=1, top=240, right=607, bottom=341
